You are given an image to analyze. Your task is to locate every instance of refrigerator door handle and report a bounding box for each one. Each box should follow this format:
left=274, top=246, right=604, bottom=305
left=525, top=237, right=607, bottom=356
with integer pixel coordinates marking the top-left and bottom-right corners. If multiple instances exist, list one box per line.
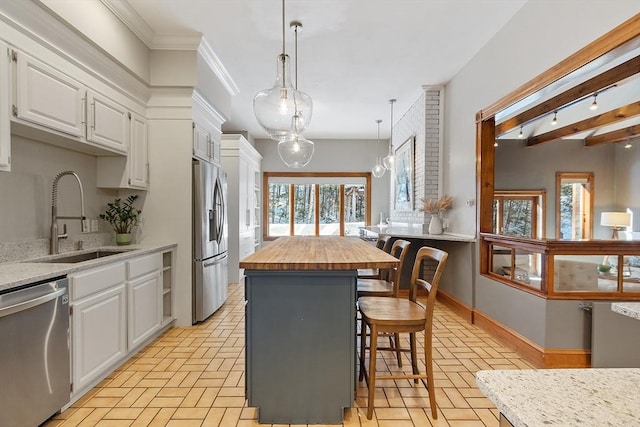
left=203, top=257, right=224, bottom=268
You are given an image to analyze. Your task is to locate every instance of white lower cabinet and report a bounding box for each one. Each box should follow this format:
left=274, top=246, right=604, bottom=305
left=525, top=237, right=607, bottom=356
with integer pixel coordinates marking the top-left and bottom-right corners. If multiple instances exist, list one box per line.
left=70, top=263, right=127, bottom=395
left=69, top=249, right=172, bottom=400
left=126, top=253, right=162, bottom=349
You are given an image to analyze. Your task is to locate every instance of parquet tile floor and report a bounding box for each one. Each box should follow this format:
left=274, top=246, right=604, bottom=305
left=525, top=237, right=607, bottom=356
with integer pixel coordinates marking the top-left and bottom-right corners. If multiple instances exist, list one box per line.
left=44, top=283, right=534, bottom=427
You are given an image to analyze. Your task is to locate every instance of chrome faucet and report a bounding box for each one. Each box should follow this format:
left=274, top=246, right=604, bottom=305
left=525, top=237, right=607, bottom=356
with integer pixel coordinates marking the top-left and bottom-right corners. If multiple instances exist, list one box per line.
left=50, top=171, right=87, bottom=254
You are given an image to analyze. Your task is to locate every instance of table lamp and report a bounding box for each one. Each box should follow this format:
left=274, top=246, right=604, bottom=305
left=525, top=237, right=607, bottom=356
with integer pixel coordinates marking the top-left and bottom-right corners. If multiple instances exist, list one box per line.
left=600, top=212, right=631, bottom=239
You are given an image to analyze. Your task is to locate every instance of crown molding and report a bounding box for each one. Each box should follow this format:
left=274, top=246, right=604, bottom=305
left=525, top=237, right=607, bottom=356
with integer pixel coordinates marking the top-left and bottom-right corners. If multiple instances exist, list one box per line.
left=193, top=90, right=228, bottom=127
left=101, top=0, right=238, bottom=96
left=197, top=38, right=240, bottom=96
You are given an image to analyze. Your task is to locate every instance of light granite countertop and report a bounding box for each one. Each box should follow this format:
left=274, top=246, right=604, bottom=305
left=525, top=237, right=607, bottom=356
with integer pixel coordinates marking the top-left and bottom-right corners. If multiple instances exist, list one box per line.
left=360, top=225, right=476, bottom=242
left=0, top=243, right=176, bottom=292
left=611, top=302, right=640, bottom=320
left=476, top=368, right=640, bottom=426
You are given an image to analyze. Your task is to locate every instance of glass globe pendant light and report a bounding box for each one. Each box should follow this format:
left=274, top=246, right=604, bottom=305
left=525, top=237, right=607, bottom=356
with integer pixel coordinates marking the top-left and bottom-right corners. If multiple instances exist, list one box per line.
left=278, top=134, right=314, bottom=168
left=277, top=20, right=315, bottom=168
left=382, top=98, right=397, bottom=170
left=371, top=119, right=386, bottom=178
left=253, top=0, right=313, bottom=141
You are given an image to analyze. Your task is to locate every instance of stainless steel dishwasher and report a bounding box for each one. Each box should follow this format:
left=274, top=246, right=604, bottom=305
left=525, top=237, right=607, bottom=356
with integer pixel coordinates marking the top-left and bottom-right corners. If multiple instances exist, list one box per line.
left=0, top=277, right=70, bottom=427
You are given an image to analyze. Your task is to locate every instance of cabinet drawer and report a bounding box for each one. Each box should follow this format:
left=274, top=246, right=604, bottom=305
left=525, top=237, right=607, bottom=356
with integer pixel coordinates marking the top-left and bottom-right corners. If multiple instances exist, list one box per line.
left=127, top=253, right=161, bottom=280
left=70, top=262, right=126, bottom=300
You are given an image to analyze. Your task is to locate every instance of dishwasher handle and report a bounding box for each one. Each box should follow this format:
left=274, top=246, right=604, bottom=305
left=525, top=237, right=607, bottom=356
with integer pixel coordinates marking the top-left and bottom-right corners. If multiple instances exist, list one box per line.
left=0, top=287, right=66, bottom=318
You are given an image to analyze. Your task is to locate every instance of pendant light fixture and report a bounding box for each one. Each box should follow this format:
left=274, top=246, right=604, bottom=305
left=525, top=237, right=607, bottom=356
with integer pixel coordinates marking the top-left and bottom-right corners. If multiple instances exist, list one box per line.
left=551, top=111, right=558, bottom=125
left=518, top=126, right=524, bottom=138
left=371, top=119, right=386, bottom=178
left=590, top=93, right=598, bottom=110
left=277, top=20, right=314, bottom=168
left=382, top=99, right=397, bottom=170
left=253, top=0, right=313, bottom=141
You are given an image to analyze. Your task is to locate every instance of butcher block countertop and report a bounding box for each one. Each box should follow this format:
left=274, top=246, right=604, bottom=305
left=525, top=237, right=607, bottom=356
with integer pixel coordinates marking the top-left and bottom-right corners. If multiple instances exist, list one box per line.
left=239, top=236, right=399, bottom=270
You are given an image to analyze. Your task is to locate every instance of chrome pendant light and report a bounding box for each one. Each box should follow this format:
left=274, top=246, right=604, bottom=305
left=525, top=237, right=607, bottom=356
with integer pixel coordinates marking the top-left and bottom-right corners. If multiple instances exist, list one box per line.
left=382, top=99, right=396, bottom=170
left=277, top=21, right=314, bottom=168
left=371, top=119, right=386, bottom=178
left=253, top=0, right=313, bottom=141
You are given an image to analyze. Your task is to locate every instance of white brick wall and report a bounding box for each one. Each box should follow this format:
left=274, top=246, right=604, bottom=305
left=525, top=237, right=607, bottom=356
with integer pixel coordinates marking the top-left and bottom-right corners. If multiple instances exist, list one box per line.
left=389, top=86, right=443, bottom=229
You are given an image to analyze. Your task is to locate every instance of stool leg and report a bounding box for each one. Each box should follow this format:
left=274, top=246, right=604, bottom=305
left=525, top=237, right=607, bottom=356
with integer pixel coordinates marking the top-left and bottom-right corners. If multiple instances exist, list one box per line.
left=425, top=332, right=437, bottom=419
left=410, top=332, right=419, bottom=384
left=366, top=325, right=378, bottom=420
left=394, top=332, right=402, bottom=367
left=359, top=318, right=367, bottom=382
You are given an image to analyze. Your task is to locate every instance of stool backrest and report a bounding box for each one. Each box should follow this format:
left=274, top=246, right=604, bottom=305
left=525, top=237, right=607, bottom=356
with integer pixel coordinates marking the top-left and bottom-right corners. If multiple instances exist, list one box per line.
left=409, top=246, right=448, bottom=320
left=387, top=239, right=411, bottom=296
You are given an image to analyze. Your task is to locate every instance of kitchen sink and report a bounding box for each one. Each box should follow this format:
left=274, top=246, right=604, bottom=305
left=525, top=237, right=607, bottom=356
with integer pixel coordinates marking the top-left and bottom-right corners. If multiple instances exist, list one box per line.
left=31, top=249, right=131, bottom=263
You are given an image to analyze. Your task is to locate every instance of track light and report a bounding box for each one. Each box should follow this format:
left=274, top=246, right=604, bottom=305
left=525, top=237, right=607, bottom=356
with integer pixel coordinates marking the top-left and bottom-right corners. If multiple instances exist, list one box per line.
left=590, top=94, right=598, bottom=110
left=518, top=126, right=524, bottom=139
left=551, top=112, right=558, bottom=126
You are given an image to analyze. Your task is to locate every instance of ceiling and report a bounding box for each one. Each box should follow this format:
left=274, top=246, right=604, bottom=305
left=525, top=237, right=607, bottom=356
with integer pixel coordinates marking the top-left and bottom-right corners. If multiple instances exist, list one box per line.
left=105, top=0, right=528, bottom=140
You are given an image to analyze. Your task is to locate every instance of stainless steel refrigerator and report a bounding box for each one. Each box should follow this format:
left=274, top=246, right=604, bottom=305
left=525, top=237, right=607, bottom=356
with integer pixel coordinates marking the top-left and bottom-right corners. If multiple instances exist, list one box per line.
left=193, top=159, right=228, bottom=323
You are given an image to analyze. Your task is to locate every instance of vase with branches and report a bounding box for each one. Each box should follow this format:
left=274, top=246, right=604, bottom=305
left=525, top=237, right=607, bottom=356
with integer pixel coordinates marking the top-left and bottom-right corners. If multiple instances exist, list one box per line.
left=420, top=195, right=453, bottom=234
left=99, top=195, right=141, bottom=245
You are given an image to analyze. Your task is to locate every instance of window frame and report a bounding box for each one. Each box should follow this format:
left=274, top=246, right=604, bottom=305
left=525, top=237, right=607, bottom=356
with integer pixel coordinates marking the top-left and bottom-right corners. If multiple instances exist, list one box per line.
left=555, top=172, right=594, bottom=240
left=494, top=190, right=546, bottom=239
left=263, top=172, right=372, bottom=240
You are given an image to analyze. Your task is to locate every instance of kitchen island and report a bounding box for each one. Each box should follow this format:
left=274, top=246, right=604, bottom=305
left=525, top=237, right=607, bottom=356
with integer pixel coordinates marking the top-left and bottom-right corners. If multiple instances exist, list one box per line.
left=476, top=368, right=640, bottom=426
left=239, top=236, right=398, bottom=424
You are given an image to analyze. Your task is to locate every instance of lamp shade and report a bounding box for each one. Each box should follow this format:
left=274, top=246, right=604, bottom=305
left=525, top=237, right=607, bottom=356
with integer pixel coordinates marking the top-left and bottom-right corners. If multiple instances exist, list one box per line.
left=600, top=212, right=631, bottom=227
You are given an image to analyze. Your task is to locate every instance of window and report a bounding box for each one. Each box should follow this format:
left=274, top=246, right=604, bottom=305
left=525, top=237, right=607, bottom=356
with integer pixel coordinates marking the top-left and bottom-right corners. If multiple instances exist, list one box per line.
left=264, top=172, right=371, bottom=239
left=493, top=190, right=545, bottom=238
left=556, top=172, right=593, bottom=240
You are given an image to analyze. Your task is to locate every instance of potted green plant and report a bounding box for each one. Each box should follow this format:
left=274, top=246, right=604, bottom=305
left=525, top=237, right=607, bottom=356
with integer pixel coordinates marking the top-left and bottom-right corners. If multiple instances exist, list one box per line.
left=99, top=195, right=141, bottom=245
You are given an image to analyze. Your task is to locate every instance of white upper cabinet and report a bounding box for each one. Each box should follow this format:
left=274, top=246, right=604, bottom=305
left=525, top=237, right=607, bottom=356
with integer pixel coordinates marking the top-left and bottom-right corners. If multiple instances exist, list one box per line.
left=193, top=121, right=211, bottom=162
left=87, top=90, right=128, bottom=154
left=96, top=111, right=148, bottom=190
left=128, top=112, right=148, bottom=188
left=15, top=50, right=85, bottom=138
left=0, top=41, right=10, bottom=172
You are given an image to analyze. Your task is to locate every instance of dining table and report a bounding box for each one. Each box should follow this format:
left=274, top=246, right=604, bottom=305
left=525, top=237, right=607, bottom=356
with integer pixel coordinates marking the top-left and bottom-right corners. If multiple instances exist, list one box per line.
left=239, top=236, right=398, bottom=424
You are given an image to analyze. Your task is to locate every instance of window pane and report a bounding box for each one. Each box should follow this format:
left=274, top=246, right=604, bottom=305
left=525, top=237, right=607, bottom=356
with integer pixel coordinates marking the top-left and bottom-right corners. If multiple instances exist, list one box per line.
left=559, top=182, right=586, bottom=240
left=293, top=184, right=315, bottom=235
left=502, top=199, right=532, bottom=237
left=344, top=184, right=365, bottom=236
left=319, top=184, right=340, bottom=235
left=268, top=183, right=290, bottom=236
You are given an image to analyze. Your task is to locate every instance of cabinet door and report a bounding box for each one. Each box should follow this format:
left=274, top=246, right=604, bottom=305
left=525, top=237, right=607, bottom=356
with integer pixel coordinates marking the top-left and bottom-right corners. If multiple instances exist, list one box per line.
left=127, top=272, right=161, bottom=349
left=193, top=122, right=210, bottom=161
left=15, top=51, right=85, bottom=137
left=128, top=112, right=148, bottom=188
left=0, top=42, right=10, bottom=171
left=239, top=156, right=249, bottom=231
left=72, top=284, right=126, bottom=393
left=87, top=90, right=128, bottom=154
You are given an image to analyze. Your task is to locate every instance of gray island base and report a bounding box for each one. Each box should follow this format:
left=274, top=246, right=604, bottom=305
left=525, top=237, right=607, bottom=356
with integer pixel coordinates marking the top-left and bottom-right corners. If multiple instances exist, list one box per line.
left=240, top=236, right=399, bottom=424
left=245, top=270, right=356, bottom=424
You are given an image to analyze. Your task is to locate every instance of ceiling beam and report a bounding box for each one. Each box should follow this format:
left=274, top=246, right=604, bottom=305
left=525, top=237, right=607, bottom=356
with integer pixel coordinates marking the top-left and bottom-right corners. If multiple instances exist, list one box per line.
left=527, top=101, right=640, bottom=146
left=584, top=125, right=640, bottom=146
left=495, top=55, right=640, bottom=136
left=479, top=14, right=640, bottom=122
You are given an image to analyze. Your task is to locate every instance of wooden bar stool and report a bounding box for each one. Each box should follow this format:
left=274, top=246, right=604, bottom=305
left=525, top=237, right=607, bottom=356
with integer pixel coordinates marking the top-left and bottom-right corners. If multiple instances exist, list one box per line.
left=357, top=235, right=392, bottom=279
left=358, top=246, right=448, bottom=420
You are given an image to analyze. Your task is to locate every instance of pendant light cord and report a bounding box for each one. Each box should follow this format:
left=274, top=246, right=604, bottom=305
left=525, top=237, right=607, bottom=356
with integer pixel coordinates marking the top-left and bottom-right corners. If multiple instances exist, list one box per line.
left=280, top=0, right=286, bottom=89
left=294, top=24, right=298, bottom=90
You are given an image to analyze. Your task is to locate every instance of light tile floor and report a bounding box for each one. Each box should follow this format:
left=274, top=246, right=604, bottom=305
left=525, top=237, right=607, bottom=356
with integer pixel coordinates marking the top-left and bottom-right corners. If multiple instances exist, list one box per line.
left=45, top=283, right=534, bottom=427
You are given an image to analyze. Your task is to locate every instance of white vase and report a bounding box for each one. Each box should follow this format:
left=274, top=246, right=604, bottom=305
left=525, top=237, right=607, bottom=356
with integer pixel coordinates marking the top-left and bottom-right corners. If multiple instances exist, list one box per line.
left=428, top=215, right=443, bottom=235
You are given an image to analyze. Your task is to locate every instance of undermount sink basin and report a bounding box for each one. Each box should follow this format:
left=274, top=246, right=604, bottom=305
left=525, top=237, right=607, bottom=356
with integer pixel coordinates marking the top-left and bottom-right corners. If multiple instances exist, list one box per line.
left=32, top=249, right=130, bottom=264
